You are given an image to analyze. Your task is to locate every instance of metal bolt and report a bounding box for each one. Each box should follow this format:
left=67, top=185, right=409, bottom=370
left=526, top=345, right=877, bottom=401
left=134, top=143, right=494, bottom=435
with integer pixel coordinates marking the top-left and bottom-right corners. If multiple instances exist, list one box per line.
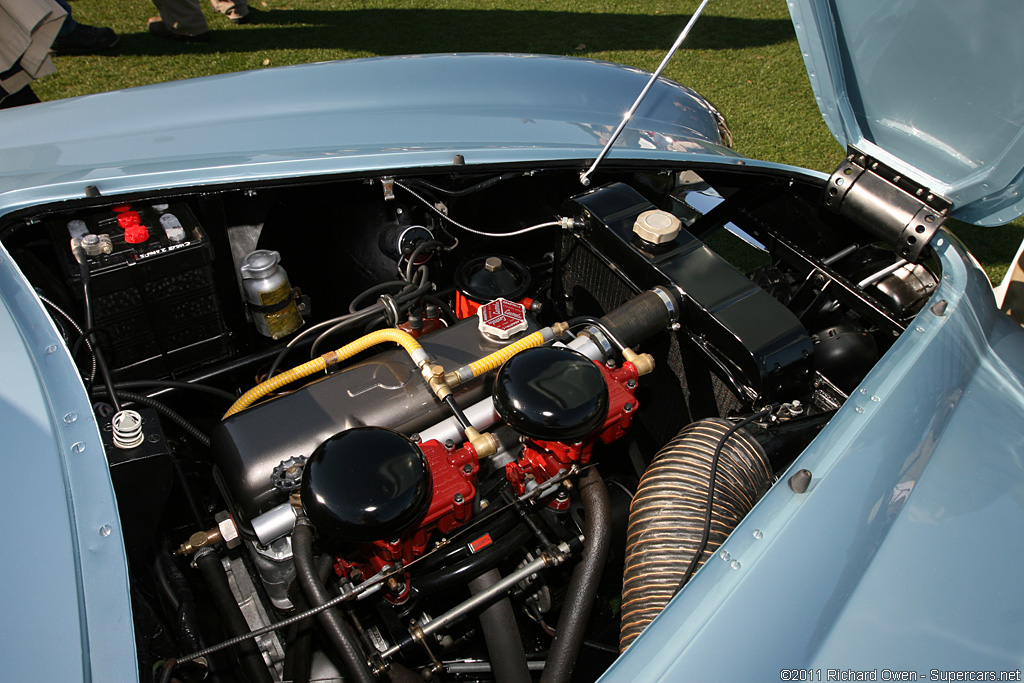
left=71, top=442, right=86, bottom=454
left=854, top=406, right=864, bottom=414
left=752, top=529, right=763, bottom=540
left=63, top=412, right=78, bottom=424
left=463, top=463, right=473, bottom=474
left=453, top=493, right=464, bottom=504
left=444, top=439, right=455, bottom=450
left=730, top=560, right=742, bottom=570
left=719, top=549, right=730, bottom=561
left=484, top=257, right=503, bottom=273
left=46, top=345, right=57, bottom=354
left=626, top=379, right=637, bottom=389
left=623, top=403, right=634, bottom=413
left=870, top=395, right=880, bottom=402
left=99, top=525, right=112, bottom=537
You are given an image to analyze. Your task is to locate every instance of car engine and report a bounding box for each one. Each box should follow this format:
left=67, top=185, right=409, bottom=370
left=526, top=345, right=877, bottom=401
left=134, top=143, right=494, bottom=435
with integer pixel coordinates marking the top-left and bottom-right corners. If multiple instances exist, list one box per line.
left=1, top=163, right=940, bottom=682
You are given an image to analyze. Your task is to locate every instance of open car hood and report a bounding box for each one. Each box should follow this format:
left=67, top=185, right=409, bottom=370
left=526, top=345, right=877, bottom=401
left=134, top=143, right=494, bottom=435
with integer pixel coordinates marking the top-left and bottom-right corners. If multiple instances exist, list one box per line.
left=788, top=0, right=1024, bottom=226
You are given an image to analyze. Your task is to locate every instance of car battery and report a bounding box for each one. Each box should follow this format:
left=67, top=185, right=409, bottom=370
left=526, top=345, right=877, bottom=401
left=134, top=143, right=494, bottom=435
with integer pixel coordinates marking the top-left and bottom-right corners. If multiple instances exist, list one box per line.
left=52, top=201, right=231, bottom=378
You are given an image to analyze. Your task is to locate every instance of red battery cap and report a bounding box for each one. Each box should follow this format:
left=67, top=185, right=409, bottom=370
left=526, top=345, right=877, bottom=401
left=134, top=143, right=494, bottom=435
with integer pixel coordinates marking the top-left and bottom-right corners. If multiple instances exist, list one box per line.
left=117, top=211, right=141, bottom=228
left=112, top=204, right=132, bottom=213
left=124, top=223, right=150, bottom=244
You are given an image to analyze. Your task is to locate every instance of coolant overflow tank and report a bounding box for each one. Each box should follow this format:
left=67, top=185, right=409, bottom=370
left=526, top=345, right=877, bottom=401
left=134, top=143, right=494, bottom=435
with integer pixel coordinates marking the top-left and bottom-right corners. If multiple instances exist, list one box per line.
left=240, top=249, right=303, bottom=339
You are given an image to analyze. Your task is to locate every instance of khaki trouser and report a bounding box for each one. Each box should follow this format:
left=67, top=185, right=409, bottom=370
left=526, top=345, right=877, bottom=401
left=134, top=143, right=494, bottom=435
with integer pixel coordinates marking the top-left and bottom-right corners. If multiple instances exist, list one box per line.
left=151, top=0, right=248, bottom=36
left=0, top=0, right=64, bottom=101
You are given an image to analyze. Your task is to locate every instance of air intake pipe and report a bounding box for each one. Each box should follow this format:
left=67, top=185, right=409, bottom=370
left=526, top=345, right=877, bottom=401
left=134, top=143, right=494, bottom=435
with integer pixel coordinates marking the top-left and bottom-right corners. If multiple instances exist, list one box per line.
left=620, top=418, right=772, bottom=652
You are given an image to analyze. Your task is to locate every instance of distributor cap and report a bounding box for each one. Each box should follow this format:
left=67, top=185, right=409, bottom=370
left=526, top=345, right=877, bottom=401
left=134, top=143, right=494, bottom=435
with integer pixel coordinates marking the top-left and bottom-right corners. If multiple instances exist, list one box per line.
left=493, top=346, right=609, bottom=442
left=455, top=254, right=531, bottom=303
left=300, top=427, right=431, bottom=543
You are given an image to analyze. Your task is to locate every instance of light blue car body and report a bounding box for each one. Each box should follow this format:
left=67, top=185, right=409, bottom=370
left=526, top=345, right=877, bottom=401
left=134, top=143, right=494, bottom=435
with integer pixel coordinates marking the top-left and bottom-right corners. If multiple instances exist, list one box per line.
left=1, top=2, right=1023, bottom=678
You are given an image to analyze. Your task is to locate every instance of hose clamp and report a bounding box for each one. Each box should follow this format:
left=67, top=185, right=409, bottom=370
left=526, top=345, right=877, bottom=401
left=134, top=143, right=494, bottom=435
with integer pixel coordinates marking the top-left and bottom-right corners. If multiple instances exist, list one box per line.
left=652, top=286, right=679, bottom=322
left=378, top=293, right=400, bottom=327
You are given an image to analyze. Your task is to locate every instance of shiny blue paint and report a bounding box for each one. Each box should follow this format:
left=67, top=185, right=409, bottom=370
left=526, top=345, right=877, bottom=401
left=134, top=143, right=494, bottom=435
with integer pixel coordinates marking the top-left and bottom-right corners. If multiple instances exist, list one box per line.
left=788, top=0, right=1024, bottom=226
left=0, top=54, right=736, bottom=214
left=0, top=242, right=136, bottom=681
left=601, top=231, right=1024, bottom=678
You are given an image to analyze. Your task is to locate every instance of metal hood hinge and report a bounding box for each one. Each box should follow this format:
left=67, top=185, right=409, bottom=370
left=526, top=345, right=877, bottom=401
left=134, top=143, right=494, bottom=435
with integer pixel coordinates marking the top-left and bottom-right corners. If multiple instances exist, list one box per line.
left=824, top=147, right=952, bottom=263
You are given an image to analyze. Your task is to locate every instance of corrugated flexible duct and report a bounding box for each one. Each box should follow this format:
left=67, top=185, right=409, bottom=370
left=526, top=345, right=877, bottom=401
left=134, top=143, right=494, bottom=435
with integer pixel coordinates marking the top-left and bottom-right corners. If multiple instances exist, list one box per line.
left=620, top=418, right=773, bottom=651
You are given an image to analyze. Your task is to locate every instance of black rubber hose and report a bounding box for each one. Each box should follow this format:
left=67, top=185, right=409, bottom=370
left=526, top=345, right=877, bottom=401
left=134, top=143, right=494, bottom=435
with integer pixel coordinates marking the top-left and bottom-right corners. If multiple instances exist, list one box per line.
left=468, top=569, right=532, bottom=683
left=600, top=288, right=677, bottom=348
left=540, top=467, right=612, bottom=683
left=413, top=523, right=533, bottom=594
left=193, top=548, right=273, bottom=683
left=291, top=521, right=375, bottom=683
left=284, top=555, right=332, bottom=683
left=156, top=552, right=203, bottom=654
left=619, top=418, right=773, bottom=652
left=76, top=254, right=122, bottom=413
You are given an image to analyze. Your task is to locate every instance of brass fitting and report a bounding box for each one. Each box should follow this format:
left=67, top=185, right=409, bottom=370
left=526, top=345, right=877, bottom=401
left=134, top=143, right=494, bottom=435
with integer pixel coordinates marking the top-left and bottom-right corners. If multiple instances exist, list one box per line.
left=176, top=512, right=240, bottom=556
left=464, top=426, right=498, bottom=458
left=551, top=321, right=570, bottom=337
left=443, top=369, right=460, bottom=388
left=422, top=363, right=452, bottom=400
left=622, top=347, right=655, bottom=376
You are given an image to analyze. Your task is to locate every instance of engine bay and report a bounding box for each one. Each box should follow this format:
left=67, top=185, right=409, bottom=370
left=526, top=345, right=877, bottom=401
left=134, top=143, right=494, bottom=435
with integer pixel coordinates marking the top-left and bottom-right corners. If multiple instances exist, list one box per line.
left=0, top=163, right=940, bottom=682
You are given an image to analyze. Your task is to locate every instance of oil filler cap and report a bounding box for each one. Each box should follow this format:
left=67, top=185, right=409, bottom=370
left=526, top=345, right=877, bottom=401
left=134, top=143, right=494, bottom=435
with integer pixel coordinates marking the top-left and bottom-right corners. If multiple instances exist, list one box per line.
left=477, top=298, right=528, bottom=341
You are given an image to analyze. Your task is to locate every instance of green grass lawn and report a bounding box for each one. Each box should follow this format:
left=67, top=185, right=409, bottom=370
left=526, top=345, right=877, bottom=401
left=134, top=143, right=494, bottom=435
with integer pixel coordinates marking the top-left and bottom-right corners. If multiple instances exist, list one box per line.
left=37, top=0, right=1022, bottom=283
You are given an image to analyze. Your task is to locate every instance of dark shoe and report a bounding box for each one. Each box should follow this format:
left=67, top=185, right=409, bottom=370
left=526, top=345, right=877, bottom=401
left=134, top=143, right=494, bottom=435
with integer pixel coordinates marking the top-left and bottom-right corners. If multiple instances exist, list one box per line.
left=147, top=19, right=210, bottom=43
left=51, top=23, right=119, bottom=54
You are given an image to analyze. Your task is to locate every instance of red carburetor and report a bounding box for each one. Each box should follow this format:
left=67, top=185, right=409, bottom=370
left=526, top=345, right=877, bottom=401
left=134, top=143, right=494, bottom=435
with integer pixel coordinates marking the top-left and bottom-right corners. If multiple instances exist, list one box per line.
left=300, top=427, right=481, bottom=602
left=339, top=438, right=480, bottom=600
left=494, top=346, right=640, bottom=501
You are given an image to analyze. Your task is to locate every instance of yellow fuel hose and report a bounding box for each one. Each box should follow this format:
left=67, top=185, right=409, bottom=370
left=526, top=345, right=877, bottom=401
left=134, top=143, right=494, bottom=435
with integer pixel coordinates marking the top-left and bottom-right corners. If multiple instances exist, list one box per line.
left=445, top=322, right=569, bottom=388
left=224, top=329, right=430, bottom=419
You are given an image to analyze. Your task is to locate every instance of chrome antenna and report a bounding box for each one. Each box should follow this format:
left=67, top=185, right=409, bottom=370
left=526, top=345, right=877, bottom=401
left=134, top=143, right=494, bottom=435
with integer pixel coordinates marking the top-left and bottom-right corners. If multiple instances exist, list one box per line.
left=579, top=0, right=711, bottom=186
